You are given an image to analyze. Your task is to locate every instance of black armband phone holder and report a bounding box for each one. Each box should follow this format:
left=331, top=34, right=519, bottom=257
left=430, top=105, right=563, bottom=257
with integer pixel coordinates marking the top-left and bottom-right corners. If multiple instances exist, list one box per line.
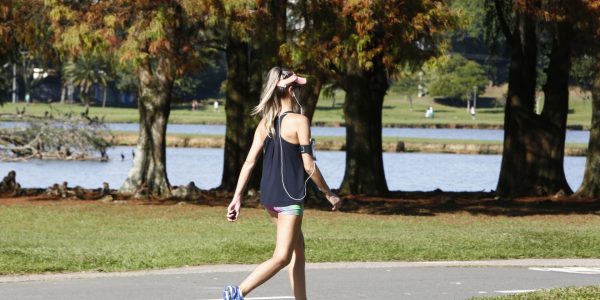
left=299, top=138, right=316, bottom=160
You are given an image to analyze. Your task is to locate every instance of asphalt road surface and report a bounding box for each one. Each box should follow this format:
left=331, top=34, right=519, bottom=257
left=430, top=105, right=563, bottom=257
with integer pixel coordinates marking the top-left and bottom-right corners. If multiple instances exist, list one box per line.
left=2, top=260, right=600, bottom=299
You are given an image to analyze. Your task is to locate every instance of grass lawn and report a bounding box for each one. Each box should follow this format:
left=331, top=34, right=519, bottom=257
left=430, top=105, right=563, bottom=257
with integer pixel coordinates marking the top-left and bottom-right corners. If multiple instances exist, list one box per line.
left=1, top=200, right=600, bottom=275
left=470, top=285, right=600, bottom=299
left=0, top=102, right=226, bottom=124
left=1, top=86, right=593, bottom=127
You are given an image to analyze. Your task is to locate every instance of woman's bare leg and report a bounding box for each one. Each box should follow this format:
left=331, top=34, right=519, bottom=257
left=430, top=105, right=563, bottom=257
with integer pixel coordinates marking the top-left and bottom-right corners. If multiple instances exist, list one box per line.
left=288, top=231, right=306, bottom=300
left=239, top=213, right=303, bottom=296
left=265, top=211, right=307, bottom=299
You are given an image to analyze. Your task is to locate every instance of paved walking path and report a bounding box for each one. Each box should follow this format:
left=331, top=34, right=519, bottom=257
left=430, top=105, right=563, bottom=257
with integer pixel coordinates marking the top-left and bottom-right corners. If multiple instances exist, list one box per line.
left=2, top=259, right=600, bottom=299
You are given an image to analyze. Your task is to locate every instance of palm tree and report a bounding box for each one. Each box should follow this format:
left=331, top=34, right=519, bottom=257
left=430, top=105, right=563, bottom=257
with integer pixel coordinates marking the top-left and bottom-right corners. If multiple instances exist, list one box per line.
left=62, top=56, right=110, bottom=106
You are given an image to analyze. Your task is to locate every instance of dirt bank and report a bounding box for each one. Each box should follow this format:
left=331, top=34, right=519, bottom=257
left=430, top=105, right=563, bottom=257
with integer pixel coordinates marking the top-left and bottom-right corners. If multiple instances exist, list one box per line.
left=1, top=189, right=598, bottom=217
left=110, top=133, right=588, bottom=156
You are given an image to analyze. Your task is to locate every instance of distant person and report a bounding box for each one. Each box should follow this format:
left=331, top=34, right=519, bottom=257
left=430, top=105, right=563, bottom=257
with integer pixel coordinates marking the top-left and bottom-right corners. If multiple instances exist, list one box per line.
left=222, top=67, right=342, bottom=300
left=470, top=106, right=476, bottom=120
left=425, top=106, right=434, bottom=119
left=214, top=100, right=220, bottom=112
left=191, top=100, right=199, bottom=111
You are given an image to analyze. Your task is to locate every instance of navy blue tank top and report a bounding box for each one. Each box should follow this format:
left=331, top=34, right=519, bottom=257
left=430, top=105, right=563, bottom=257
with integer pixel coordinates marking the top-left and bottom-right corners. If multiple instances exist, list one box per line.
left=260, top=112, right=306, bottom=206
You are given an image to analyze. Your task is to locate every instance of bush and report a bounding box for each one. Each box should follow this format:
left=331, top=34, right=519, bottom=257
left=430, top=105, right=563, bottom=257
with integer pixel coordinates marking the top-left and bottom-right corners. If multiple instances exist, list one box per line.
left=427, top=54, right=489, bottom=101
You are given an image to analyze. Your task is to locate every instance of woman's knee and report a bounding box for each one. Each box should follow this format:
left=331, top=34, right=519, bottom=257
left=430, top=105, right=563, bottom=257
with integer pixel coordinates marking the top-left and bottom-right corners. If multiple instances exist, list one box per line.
left=271, top=252, right=293, bottom=268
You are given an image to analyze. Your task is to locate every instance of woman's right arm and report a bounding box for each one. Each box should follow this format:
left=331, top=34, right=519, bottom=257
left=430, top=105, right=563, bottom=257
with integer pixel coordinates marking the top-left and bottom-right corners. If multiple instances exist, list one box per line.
left=306, top=164, right=342, bottom=211
left=227, top=118, right=266, bottom=221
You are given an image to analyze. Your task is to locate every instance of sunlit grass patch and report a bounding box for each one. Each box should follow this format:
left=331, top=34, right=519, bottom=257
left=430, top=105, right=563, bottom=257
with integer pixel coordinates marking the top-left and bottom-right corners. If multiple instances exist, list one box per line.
left=470, top=285, right=600, bottom=299
left=1, top=201, right=600, bottom=275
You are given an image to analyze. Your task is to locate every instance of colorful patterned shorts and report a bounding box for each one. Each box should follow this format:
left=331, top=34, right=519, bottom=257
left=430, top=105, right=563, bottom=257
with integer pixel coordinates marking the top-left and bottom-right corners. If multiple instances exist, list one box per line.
left=264, top=204, right=304, bottom=216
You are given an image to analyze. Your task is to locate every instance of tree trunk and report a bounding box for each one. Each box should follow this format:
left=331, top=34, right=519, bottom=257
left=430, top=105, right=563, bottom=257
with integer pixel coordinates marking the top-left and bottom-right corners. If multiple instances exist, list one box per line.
left=67, top=85, right=74, bottom=103
left=220, top=38, right=254, bottom=191
left=577, top=59, right=600, bottom=197
left=339, top=62, right=389, bottom=195
left=496, top=10, right=538, bottom=197
left=219, top=0, right=287, bottom=192
left=303, top=75, right=327, bottom=205
left=60, top=86, right=66, bottom=104
left=102, top=85, right=108, bottom=108
left=496, top=10, right=572, bottom=197
left=303, top=76, right=322, bottom=123
left=536, top=20, right=573, bottom=194
left=120, top=64, right=173, bottom=198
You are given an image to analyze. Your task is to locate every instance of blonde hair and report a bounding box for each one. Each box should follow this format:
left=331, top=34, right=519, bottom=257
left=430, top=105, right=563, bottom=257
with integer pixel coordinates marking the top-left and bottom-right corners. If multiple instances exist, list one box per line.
left=251, top=67, right=301, bottom=136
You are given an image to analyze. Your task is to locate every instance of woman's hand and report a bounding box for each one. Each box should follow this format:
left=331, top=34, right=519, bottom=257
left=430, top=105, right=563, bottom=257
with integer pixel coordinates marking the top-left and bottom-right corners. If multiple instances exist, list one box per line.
left=325, top=192, right=342, bottom=211
left=227, top=195, right=242, bottom=221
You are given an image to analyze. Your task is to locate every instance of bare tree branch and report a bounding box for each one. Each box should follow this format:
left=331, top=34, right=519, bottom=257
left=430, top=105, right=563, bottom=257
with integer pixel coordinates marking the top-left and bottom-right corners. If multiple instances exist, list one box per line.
left=494, top=0, right=515, bottom=43
left=0, top=111, right=111, bottom=161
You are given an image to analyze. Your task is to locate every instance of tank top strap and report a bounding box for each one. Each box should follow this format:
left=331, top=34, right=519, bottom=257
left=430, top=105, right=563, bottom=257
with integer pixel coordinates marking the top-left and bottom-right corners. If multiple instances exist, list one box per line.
left=276, top=111, right=293, bottom=134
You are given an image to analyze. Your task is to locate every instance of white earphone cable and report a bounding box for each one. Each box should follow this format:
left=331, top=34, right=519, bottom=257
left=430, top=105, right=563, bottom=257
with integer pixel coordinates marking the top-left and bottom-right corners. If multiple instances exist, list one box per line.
left=278, top=112, right=315, bottom=201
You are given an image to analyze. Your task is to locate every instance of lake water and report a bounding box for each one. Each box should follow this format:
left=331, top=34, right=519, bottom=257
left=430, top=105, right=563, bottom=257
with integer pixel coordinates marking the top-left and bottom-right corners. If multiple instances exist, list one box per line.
left=1, top=146, right=586, bottom=192
left=0, top=122, right=591, bottom=143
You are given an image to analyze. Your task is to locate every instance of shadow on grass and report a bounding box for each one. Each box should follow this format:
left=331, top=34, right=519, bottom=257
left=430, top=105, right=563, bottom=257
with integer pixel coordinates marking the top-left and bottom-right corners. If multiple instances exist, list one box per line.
left=11, top=188, right=600, bottom=217
left=478, top=109, right=505, bottom=114
left=334, top=190, right=600, bottom=217
left=177, top=188, right=600, bottom=217
left=316, top=105, right=395, bottom=111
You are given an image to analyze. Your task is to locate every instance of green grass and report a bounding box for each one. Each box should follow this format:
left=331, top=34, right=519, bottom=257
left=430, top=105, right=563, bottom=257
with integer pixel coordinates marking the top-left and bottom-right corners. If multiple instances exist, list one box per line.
left=1, top=202, right=600, bottom=275
left=470, top=285, right=600, bottom=299
left=1, top=87, right=593, bottom=127
left=0, top=102, right=226, bottom=124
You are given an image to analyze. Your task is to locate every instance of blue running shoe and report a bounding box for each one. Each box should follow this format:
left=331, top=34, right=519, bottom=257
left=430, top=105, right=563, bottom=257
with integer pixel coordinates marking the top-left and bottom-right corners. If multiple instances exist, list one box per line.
left=222, top=285, right=244, bottom=300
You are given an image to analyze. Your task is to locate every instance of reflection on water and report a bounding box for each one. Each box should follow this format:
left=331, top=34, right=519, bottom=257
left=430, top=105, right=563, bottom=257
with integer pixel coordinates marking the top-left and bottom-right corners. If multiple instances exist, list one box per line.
left=1, top=146, right=585, bottom=192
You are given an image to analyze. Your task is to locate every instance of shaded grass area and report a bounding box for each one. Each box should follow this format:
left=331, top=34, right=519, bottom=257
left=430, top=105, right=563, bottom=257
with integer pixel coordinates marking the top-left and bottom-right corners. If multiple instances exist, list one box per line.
left=1, top=90, right=593, bottom=127
left=1, top=199, right=600, bottom=275
left=470, top=285, right=600, bottom=299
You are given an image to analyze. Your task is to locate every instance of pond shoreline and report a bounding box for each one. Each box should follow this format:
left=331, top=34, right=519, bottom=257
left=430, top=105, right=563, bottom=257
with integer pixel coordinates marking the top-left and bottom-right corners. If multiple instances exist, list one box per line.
left=2, top=190, right=598, bottom=216
left=110, top=133, right=588, bottom=156
left=0, top=116, right=591, bottom=131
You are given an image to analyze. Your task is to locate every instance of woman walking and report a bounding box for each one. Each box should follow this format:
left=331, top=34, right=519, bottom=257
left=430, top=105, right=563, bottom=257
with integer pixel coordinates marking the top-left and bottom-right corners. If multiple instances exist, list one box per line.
left=223, top=67, right=342, bottom=300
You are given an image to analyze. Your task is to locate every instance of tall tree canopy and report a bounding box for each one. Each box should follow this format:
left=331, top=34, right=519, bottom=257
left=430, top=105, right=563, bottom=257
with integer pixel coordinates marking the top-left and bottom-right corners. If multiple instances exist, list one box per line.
left=47, top=0, right=219, bottom=198
left=285, top=0, right=458, bottom=194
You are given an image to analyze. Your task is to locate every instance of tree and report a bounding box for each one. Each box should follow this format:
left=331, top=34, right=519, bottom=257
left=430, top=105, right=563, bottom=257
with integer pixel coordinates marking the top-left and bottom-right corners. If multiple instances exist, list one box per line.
left=0, top=2, right=11, bottom=62
left=62, top=56, right=110, bottom=105
left=450, top=0, right=510, bottom=85
left=492, top=0, right=576, bottom=197
left=575, top=1, right=600, bottom=197
left=48, top=0, right=219, bottom=198
left=114, top=64, right=138, bottom=105
left=1, top=1, right=55, bottom=104
left=285, top=0, right=457, bottom=195
left=217, top=0, right=287, bottom=191
left=571, top=55, right=597, bottom=91
left=0, top=65, right=11, bottom=100
left=282, top=0, right=335, bottom=122
left=427, top=54, right=489, bottom=102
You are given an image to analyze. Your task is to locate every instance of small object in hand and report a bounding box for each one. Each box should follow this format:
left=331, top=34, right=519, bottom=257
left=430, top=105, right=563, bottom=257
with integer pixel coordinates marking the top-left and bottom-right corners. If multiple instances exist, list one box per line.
left=227, top=211, right=237, bottom=221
